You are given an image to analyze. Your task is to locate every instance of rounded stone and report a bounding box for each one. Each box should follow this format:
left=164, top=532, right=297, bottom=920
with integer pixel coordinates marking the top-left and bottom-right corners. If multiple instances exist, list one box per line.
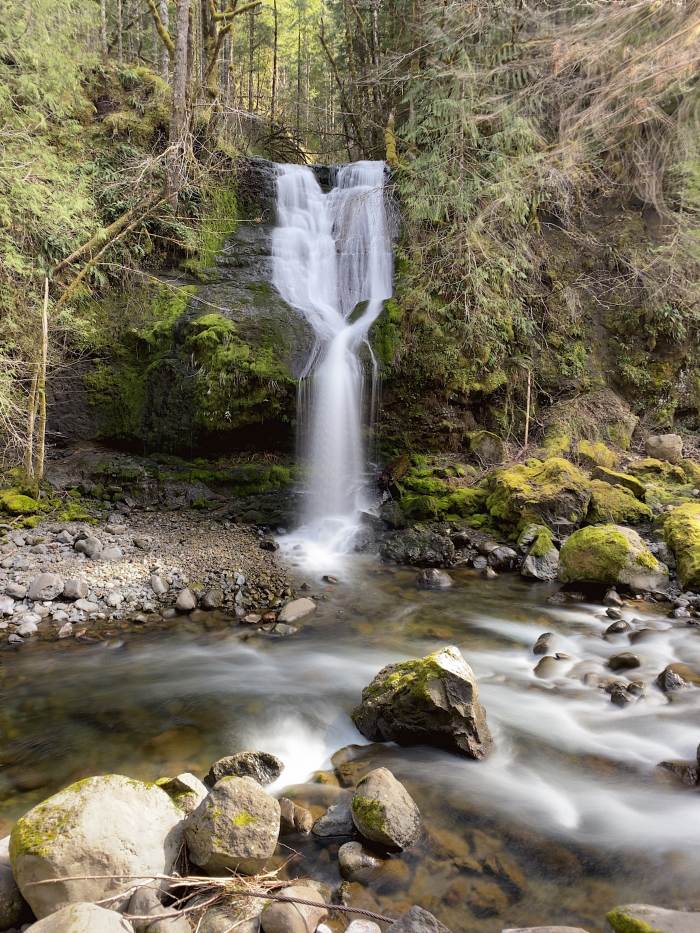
left=351, top=768, right=421, bottom=850
left=26, top=902, right=134, bottom=931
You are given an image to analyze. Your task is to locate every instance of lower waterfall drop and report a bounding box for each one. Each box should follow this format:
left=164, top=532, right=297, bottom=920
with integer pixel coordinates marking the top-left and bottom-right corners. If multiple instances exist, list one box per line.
left=271, top=160, right=393, bottom=568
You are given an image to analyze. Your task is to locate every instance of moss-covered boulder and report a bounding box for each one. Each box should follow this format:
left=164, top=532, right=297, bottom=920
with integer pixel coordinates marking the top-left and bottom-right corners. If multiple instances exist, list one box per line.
left=591, top=467, right=646, bottom=501
left=626, top=458, right=686, bottom=484
left=663, top=503, right=700, bottom=589
left=9, top=775, right=184, bottom=919
left=606, top=904, right=700, bottom=933
left=352, top=646, right=492, bottom=759
left=518, top=524, right=559, bottom=581
left=464, top=430, right=505, bottom=465
left=351, top=768, right=421, bottom=850
left=681, top=458, right=700, bottom=488
left=559, top=525, right=668, bottom=592
left=587, top=480, right=653, bottom=525
left=486, top=457, right=591, bottom=529
left=0, top=490, right=41, bottom=515
left=576, top=439, right=618, bottom=470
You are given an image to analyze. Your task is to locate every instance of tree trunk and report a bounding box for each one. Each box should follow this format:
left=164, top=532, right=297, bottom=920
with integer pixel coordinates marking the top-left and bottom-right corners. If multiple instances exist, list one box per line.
left=270, top=0, right=278, bottom=124
left=100, top=0, right=108, bottom=56
left=168, top=0, right=191, bottom=206
left=35, top=279, right=49, bottom=483
left=117, top=0, right=124, bottom=62
left=248, top=8, right=255, bottom=112
left=159, top=0, right=170, bottom=78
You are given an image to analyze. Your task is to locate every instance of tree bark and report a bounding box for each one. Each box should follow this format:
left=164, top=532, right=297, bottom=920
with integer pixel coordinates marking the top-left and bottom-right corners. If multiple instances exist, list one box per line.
left=168, top=0, right=192, bottom=206
left=248, top=7, right=255, bottom=112
left=117, top=0, right=124, bottom=62
left=35, top=278, right=49, bottom=483
left=100, top=0, right=108, bottom=56
left=159, top=0, right=171, bottom=75
left=270, top=0, right=278, bottom=124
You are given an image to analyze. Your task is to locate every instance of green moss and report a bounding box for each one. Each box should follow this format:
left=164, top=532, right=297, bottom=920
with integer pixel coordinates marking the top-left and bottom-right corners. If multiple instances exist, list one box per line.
left=0, top=491, right=41, bottom=515
left=232, top=811, right=256, bottom=827
left=627, top=458, right=686, bottom=483
left=10, top=798, right=76, bottom=863
left=576, top=439, right=617, bottom=470
left=371, top=298, right=403, bottom=366
left=559, top=525, right=663, bottom=585
left=486, top=457, right=590, bottom=529
left=542, top=426, right=571, bottom=457
left=663, top=502, right=700, bottom=588
left=605, top=908, right=660, bottom=933
left=182, top=186, right=239, bottom=278
left=351, top=796, right=386, bottom=834
left=681, top=459, right=700, bottom=488
left=519, top=524, right=554, bottom=558
left=592, top=467, right=646, bottom=500
left=587, top=480, right=653, bottom=525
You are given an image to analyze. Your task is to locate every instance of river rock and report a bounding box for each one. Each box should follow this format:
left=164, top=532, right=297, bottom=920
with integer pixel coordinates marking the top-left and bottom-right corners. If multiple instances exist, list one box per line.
left=338, top=840, right=381, bottom=880
left=381, top=528, right=455, bottom=566
left=389, top=906, right=451, bottom=932
left=102, top=546, right=124, bottom=561
left=150, top=574, right=168, bottom=596
left=352, top=646, right=492, bottom=759
left=16, top=619, right=38, bottom=637
left=75, top=598, right=99, bottom=613
left=606, top=904, right=700, bottom=933
left=311, top=796, right=354, bottom=837
left=559, top=525, right=668, bottom=592
left=260, top=883, right=327, bottom=933
left=346, top=923, right=382, bottom=933
left=279, top=797, right=313, bottom=835
left=416, top=568, right=453, bottom=590
left=277, top=597, right=316, bottom=624
left=175, top=588, right=197, bottom=612
left=645, top=433, right=683, bottom=463
left=74, top=536, right=102, bottom=559
left=201, top=587, right=223, bottom=609
left=27, top=572, right=64, bottom=601
left=156, top=772, right=208, bottom=814
left=204, top=751, right=284, bottom=787
left=5, top=582, right=26, bottom=598
left=27, top=902, right=135, bottom=931
left=10, top=774, right=184, bottom=919
left=656, top=662, right=700, bottom=691
left=63, top=578, right=88, bottom=600
left=607, top=653, right=640, bottom=671
left=522, top=547, right=559, bottom=582
left=194, top=899, right=263, bottom=933
left=658, top=758, right=699, bottom=786
left=0, top=595, right=15, bottom=616
left=503, top=928, right=589, bottom=932
left=0, top=835, right=26, bottom=930
left=351, top=768, right=420, bottom=850
left=185, top=775, right=280, bottom=873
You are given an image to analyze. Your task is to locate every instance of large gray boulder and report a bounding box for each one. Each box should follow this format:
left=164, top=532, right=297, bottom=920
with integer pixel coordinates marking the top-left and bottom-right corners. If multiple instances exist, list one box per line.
left=27, top=902, right=135, bottom=931
left=352, top=646, right=492, bottom=759
left=10, top=775, right=184, bottom=920
left=27, top=573, right=64, bottom=601
left=351, top=768, right=420, bottom=850
left=185, top=776, right=280, bottom=873
left=0, top=835, right=27, bottom=929
left=606, top=905, right=700, bottom=933
left=645, top=433, right=683, bottom=463
left=204, top=751, right=283, bottom=788
left=389, top=906, right=451, bottom=932
left=260, top=883, right=327, bottom=933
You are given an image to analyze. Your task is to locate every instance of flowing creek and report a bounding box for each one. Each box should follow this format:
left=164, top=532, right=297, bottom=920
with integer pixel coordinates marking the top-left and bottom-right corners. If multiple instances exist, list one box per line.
left=1, top=561, right=699, bottom=931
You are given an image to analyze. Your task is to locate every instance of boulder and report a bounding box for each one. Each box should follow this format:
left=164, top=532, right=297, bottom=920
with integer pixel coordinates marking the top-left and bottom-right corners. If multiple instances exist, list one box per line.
left=278, top=798, right=313, bottom=835
left=338, top=840, right=381, bottom=881
left=185, top=776, right=280, bottom=873
left=204, top=751, right=283, bottom=788
left=389, top=906, right=451, bottom=932
left=591, top=467, right=646, bottom=501
left=416, top=568, right=453, bottom=590
left=486, top=458, right=591, bottom=529
left=0, top=835, right=27, bottom=930
left=519, top=526, right=559, bottom=581
left=559, top=525, right=668, bottom=592
left=351, top=768, right=420, bottom=850
left=27, top=573, right=64, bottom=601
left=63, top=579, right=89, bottom=600
left=606, top=905, right=700, bottom=933
left=175, top=588, right=197, bottom=612
left=156, top=773, right=208, bottom=815
left=645, top=433, right=683, bottom=463
left=10, top=774, right=184, bottom=919
left=352, top=646, right=492, bottom=759
left=74, top=536, right=102, bottom=559
left=277, top=598, right=316, bottom=624
left=27, top=902, right=135, bottom=931
left=663, top=503, right=700, bottom=589
left=380, top=528, right=455, bottom=567
left=260, top=884, right=327, bottom=933
left=311, top=797, right=354, bottom=837
left=586, top=481, right=653, bottom=525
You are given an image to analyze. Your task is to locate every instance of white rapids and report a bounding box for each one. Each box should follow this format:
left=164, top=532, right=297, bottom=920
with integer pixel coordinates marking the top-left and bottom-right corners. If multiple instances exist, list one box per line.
left=271, top=161, right=392, bottom=570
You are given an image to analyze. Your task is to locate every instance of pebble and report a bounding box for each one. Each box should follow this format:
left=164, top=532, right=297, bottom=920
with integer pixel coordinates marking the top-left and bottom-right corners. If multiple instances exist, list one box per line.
left=150, top=574, right=168, bottom=596
left=5, top=582, right=26, bottom=599
left=57, top=622, right=73, bottom=639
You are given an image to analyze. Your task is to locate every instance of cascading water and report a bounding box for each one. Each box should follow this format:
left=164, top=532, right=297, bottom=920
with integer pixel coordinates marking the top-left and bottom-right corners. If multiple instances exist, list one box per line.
left=271, top=161, right=393, bottom=567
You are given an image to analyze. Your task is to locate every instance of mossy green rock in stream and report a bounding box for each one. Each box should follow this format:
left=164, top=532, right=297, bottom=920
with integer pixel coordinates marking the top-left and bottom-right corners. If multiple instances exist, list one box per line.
left=352, top=646, right=493, bottom=759
left=663, top=502, right=700, bottom=589
left=351, top=767, right=421, bottom=850
left=586, top=481, right=653, bottom=525
left=559, top=525, right=668, bottom=592
left=9, top=775, right=183, bottom=919
left=606, top=904, right=700, bottom=933
left=486, top=457, right=591, bottom=530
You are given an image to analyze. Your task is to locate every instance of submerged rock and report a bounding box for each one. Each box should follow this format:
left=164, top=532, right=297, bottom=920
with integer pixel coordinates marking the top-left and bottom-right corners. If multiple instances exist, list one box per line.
left=185, top=775, right=280, bottom=873
left=337, top=840, right=381, bottom=880
left=10, top=774, right=183, bottom=919
left=204, top=750, right=284, bottom=787
left=260, top=883, right=327, bottom=933
left=352, top=646, right=492, bottom=759
left=277, top=597, right=316, bottom=623
left=559, top=525, right=668, bottom=592
left=0, top=835, right=26, bottom=930
left=311, top=796, right=354, bottom=837
left=351, top=768, right=421, bottom=850
left=389, top=906, right=451, bottom=932
left=416, top=568, right=453, bottom=589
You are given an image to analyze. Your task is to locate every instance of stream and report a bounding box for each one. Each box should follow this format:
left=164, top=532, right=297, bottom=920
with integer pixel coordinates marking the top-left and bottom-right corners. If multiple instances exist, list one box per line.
left=1, top=560, right=699, bottom=931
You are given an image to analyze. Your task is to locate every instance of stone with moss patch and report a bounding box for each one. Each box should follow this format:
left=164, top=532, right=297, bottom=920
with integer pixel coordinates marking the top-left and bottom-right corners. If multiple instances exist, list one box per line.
left=519, top=524, right=560, bottom=581
left=0, top=490, right=42, bottom=515
left=626, top=458, right=687, bottom=484
left=606, top=904, right=700, bottom=933
left=351, top=768, right=420, bottom=850
left=486, top=457, right=591, bottom=530
left=591, top=467, right=646, bottom=501
left=663, top=502, right=700, bottom=589
left=559, top=525, right=667, bottom=592
left=352, top=646, right=492, bottom=759
left=9, top=774, right=183, bottom=920
left=577, top=439, right=618, bottom=470
left=587, top=480, right=653, bottom=525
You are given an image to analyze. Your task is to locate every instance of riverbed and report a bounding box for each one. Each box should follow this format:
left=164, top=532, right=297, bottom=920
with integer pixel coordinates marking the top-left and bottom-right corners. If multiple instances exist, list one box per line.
left=1, top=559, right=699, bottom=932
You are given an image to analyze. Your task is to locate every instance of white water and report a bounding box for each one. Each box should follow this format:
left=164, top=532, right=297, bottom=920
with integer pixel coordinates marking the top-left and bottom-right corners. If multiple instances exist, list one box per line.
left=272, top=161, right=392, bottom=569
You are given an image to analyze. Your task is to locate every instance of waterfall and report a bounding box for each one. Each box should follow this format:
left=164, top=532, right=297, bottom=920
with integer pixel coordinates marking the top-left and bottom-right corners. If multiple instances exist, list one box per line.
left=271, top=160, right=393, bottom=566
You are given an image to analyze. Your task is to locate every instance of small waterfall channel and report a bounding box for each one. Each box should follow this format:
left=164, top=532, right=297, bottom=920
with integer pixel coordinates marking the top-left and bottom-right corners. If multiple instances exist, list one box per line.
left=271, top=161, right=393, bottom=568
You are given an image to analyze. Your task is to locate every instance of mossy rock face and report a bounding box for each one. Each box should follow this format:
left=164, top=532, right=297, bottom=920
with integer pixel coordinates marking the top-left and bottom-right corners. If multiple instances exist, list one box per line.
left=9, top=774, right=183, bottom=920
left=352, top=646, right=493, bottom=759
left=577, top=439, right=618, bottom=470
left=591, top=467, right=646, bottom=501
left=486, top=457, right=591, bottom=530
left=0, top=490, right=41, bottom=515
left=681, top=458, right=700, bottom=488
left=464, top=430, right=505, bottom=465
left=626, top=458, right=686, bottom=484
left=663, top=502, right=700, bottom=589
left=395, top=457, right=487, bottom=521
left=559, top=525, right=668, bottom=591
left=587, top=480, right=653, bottom=525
